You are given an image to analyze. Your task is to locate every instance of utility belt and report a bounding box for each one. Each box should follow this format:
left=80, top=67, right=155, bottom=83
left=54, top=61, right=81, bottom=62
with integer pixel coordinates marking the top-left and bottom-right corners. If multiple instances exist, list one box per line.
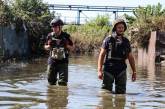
left=50, top=47, right=66, bottom=60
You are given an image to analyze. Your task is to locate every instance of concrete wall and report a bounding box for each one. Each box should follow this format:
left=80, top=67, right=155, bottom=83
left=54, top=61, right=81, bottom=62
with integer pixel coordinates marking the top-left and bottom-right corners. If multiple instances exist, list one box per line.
left=156, top=31, right=165, bottom=55
left=0, top=27, right=3, bottom=57
left=0, top=25, right=29, bottom=59
left=138, top=31, right=165, bottom=65
left=137, top=31, right=156, bottom=66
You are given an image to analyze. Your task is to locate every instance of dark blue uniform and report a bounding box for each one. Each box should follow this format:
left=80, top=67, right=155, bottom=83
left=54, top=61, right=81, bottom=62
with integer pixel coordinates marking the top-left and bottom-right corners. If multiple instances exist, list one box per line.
left=101, top=36, right=131, bottom=94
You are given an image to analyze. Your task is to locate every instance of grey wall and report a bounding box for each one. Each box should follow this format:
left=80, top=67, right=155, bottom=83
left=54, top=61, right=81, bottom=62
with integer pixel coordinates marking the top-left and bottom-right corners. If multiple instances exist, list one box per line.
left=0, top=26, right=3, bottom=56
left=156, top=31, right=165, bottom=55
left=0, top=25, right=29, bottom=58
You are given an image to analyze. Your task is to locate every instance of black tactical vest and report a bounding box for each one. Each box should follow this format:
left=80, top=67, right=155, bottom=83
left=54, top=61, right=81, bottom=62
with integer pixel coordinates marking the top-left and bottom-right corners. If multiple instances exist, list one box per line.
left=48, top=32, right=70, bottom=60
left=104, top=36, right=131, bottom=70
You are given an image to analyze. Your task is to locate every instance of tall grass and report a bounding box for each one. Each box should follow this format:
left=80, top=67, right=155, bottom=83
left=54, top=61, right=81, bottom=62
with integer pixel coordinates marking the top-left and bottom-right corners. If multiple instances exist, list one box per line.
left=64, top=15, right=111, bottom=53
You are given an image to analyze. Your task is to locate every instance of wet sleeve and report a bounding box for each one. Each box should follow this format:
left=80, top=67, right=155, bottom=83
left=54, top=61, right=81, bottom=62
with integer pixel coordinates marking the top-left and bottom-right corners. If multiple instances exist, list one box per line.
left=101, top=37, right=109, bottom=49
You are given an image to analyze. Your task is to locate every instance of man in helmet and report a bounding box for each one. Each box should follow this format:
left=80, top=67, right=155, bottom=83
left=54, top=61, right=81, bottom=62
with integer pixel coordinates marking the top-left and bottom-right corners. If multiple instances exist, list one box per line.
left=44, top=18, right=74, bottom=86
left=97, top=19, right=136, bottom=94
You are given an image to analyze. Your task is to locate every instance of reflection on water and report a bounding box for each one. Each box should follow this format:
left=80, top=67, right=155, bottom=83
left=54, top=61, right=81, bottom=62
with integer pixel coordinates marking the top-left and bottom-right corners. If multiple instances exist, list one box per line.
left=46, top=86, right=68, bottom=109
left=0, top=54, right=165, bottom=109
left=97, top=90, right=126, bottom=109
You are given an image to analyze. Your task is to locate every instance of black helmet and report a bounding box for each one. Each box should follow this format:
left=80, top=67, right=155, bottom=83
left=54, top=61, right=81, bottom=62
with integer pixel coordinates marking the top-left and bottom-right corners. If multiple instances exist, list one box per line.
left=50, top=18, right=64, bottom=27
left=112, top=19, right=127, bottom=32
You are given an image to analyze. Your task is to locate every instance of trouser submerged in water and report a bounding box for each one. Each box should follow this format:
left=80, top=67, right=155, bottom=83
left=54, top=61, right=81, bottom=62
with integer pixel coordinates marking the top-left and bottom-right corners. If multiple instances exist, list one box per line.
left=102, top=68, right=127, bottom=94
left=47, top=62, right=68, bottom=86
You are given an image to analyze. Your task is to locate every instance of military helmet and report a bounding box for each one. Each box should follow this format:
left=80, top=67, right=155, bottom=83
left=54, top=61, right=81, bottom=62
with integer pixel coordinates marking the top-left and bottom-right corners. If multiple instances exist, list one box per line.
left=50, top=18, right=64, bottom=27
left=112, top=19, right=127, bottom=32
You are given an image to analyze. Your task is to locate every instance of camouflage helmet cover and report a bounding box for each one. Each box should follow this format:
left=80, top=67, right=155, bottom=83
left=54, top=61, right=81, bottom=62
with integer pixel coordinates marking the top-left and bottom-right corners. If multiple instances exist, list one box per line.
left=112, top=19, right=127, bottom=32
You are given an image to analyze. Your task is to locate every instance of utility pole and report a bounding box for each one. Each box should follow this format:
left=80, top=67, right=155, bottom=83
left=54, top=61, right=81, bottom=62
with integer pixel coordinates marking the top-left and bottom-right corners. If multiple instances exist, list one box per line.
left=77, top=10, right=82, bottom=25
left=113, top=11, right=118, bottom=20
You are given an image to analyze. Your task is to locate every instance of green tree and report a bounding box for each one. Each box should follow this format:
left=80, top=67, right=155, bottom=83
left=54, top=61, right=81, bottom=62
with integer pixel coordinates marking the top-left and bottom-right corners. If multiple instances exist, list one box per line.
left=125, top=3, right=165, bottom=48
left=0, top=0, right=13, bottom=26
left=10, top=0, right=53, bottom=55
left=11, top=0, right=52, bottom=21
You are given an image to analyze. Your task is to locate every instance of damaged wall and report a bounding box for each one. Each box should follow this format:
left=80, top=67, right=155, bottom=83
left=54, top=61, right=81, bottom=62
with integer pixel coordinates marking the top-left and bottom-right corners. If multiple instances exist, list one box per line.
left=0, top=24, right=29, bottom=59
left=138, top=31, right=165, bottom=65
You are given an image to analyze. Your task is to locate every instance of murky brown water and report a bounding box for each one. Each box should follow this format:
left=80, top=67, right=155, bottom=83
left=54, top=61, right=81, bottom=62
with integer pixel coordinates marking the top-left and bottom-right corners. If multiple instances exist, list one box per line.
left=0, top=54, right=165, bottom=109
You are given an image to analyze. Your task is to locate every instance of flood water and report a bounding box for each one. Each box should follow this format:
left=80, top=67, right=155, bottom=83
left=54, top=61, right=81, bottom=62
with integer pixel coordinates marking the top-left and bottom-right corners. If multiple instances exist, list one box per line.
left=0, top=54, right=165, bottom=109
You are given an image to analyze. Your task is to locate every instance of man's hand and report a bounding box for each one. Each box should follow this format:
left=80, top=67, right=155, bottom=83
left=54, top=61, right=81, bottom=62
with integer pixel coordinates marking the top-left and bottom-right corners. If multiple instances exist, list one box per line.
left=48, top=40, right=52, bottom=45
left=45, top=39, right=52, bottom=51
left=44, top=44, right=51, bottom=51
left=132, top=72, right=136, bottom=81
left=98, top=70, right=103, bottom=80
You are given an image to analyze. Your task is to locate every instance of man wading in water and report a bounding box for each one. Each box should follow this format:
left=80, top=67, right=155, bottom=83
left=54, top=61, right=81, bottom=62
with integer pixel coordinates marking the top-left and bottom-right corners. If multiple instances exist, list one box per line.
left=44, top=18, right=74, bottom=86
left=98, top=19, right=136, bottom=94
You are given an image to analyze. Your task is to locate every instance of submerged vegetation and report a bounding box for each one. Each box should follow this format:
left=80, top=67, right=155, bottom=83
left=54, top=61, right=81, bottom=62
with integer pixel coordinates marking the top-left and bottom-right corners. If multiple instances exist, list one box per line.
left=1, top=0, right=165, bottom=56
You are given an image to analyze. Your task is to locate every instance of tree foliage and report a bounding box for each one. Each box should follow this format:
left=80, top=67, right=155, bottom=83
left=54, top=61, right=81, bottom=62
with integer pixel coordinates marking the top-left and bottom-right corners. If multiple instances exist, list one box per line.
left=0, top=0, right=13, bottom=26
left=11, top=0, right=53, bottom=22
left=0, top=0, right=54, bottom=55
left=125, top=3, right=165, bottom=48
